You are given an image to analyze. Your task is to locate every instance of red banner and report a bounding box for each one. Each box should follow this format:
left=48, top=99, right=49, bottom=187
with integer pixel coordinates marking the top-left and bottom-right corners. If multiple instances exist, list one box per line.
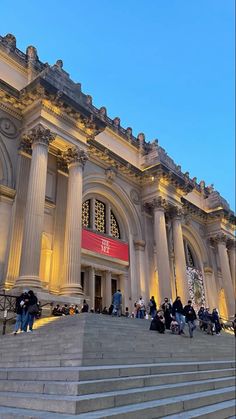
left=82, top=229, right=129, bottom=262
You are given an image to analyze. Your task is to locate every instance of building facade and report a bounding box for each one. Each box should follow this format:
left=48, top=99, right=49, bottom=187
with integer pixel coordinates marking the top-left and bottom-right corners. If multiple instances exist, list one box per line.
left=0, top=34, right=235, bottom=318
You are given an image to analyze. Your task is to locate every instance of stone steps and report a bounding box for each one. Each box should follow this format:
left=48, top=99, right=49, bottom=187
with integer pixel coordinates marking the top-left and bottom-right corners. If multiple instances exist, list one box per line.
left=0, top=367, right=234, bottom=396
left=0, top=387, right=234, bottom=418
left=0, top=376, right=234, bottom=414
left=0, top=314, right=234, bottom=418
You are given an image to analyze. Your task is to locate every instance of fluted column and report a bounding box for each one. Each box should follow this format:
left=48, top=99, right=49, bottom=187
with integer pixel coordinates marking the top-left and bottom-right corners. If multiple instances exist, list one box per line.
left=134, top=240, right=147, bottom=301
left=4, top=152, right=31, bottom=288
left=203, top=266, right=218, bottom=310
left=171, top=207, right=189, bottom=303
left=60, top=146, right=88, bottom=295
left=153, top=198, right=172, bottom=302
left=89, top=266, right=95, bottom=310
left=215, top=234, right=235, bottom=319
left=105, top=270, right=112, bottom=308
left=119, top=272, right=129, bottom=313
left=16, top=125, right=55, bottom=289
left=227, top=240, right=235, bottom=292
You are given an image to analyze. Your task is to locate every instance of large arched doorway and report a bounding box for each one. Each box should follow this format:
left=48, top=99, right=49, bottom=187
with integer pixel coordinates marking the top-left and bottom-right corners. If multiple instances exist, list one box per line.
left=183, top=239, right=206, bottom=309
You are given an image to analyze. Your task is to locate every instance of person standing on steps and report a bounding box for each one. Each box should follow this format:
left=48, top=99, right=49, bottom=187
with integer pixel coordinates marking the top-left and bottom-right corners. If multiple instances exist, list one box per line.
left=13, top=290, right=29, bottom=335
left=148, top=296, right=157, bottom=319
left=172, top=296, right=185, bottom=335
left=23, top=290, right=38, bottom=332
left=112, top=289, right=122, bottom=317
left=161, top=297, right=172, bottom=329
left=184, top=300, right=197, bottom=338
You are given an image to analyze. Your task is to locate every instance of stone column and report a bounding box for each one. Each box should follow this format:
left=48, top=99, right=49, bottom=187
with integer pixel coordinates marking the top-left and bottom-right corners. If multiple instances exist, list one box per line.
left=215, top=234, right=235, bottom=319
left=16, top=125, right=55, bottom=289
left=60, top=147, right=88, bottom=295
left=4, top=149, right=31, bottom=289
left=153, top=198, right=172, bottom=302
left=88, top=266, right=95, bottom=310
left=49, top=158, right=68, bottom=293
left=171, top=207, right=189, bottom=303
left=203, top=266, right=218, bottom=310
left=119, top=272, right=129, bottom=314
left=227, top=240, right=235, bottom=292
left=105, top=270, right=112, bottom=308
left=134, top=240, right=147, bottom=302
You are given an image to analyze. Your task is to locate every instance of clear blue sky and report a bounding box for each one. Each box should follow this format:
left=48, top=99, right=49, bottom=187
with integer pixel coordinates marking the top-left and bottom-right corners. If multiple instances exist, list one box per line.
left=1, top=0, right=235, bottom=209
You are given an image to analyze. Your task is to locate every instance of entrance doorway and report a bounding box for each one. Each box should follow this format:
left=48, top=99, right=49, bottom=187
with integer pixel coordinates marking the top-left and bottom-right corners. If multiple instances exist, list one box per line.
left=112, top=279, right=117, bottom=296
left=95, top=275, right=102, bottom=312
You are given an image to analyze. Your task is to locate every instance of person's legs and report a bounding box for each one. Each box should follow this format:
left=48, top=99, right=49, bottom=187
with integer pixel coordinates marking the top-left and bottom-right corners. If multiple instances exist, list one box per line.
left=176, top=313, right=185, bottom=333
left=188, top=321, right=196, bottom=337
left=28, top=313, right=35, bottom=331
left=22, top=311, right=29, bottom=332
left=14, top=314, right=22, bottom=333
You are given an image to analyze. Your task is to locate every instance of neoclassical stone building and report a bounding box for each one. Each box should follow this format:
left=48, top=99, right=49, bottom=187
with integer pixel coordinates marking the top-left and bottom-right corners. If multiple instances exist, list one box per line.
left=0, top=34, right=235, bottom=318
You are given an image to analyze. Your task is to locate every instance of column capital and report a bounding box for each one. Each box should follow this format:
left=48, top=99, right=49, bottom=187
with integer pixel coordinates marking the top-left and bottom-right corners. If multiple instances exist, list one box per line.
left=24, top=124, right=55, bottom=148
left=18, top=135, right=32, bottom=156
left=169, top=206, right=183, bottom=220
left=152, top=196, right=168, bottom=211
left=227, top=239, right=236, bottom=251
left=63, top=146, right=88, bottom=168
left=210, top=233, right=228, bottom=246
left=56, top=151, right=68, bottom=174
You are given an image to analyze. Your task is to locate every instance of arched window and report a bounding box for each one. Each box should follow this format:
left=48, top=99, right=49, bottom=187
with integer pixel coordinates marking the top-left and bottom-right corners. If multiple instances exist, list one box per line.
left=82, top=200, right=90, bottom=228
left=110, top=210, right=120, bottom=239
left=184, top=240, right=197, bottom=268
left=94, top=200, right=106, bottom=233
left=82, top=198, right=121, bottom=239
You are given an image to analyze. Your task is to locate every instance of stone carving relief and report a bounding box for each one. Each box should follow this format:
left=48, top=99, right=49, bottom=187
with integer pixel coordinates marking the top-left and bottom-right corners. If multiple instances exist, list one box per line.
left=105, top=167, right=117, bottom=184
left=0, top=118, right=18, bottom=139
left=130, top=189, right=140, bottom=205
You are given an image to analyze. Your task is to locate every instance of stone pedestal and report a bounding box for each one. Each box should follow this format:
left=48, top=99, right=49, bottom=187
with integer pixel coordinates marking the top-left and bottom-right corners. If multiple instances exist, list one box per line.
left=153, top=198, right=172, bottom=303
left=60, top=147, right=88, bottom=296
left=15, top=125, right=54, bottom=290
left=172, top=209, right=189, bottom=303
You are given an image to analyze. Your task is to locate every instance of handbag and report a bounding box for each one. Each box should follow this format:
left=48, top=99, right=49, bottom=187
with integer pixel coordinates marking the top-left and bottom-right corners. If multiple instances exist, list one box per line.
left=28, top=303, right=39, bottom=315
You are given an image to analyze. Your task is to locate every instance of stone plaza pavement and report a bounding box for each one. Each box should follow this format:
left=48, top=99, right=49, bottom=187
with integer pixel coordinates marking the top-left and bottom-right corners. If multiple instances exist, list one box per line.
left=0, top=313, right=234, bottom=418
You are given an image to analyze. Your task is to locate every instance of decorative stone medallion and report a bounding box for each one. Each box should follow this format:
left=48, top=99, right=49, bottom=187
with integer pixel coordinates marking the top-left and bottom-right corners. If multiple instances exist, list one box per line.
left=0, top=118, right=18, bottom=138
left=130, top=189, right=140, bottom=204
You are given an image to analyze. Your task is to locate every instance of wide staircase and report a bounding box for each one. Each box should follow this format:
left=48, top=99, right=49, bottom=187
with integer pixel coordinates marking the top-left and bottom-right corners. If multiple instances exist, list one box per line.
left=0, top=314, right=235, bottom=418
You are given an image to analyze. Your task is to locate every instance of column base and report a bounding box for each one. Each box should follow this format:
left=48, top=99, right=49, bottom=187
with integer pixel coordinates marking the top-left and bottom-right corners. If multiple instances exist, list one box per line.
left=14, top=275, right=42, bottom=290
left=60, top=283, right=83, bottom=296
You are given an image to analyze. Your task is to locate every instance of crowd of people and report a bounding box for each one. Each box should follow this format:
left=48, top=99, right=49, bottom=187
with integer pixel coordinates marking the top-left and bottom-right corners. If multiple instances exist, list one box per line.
left=13, top=288, right=236, bottom=338
left=146, top=296, right=224, bottom=338
left=52, top=300, right=89, bottom=316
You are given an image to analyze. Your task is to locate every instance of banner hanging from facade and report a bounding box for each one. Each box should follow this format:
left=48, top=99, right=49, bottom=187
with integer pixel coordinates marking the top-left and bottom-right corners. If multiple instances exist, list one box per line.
left=82, top=229, right=129, bottom=262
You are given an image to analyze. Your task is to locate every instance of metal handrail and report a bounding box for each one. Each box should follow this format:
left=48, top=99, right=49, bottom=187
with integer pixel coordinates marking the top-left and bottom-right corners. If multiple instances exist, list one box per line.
left=0, top=292, right=17, bottom=335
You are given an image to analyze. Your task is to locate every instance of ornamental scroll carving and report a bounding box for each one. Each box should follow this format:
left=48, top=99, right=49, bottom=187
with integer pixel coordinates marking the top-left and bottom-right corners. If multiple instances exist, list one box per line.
left=63, top=146, right=88, bottom=167
left=0, top=118, right=18, bottom=139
